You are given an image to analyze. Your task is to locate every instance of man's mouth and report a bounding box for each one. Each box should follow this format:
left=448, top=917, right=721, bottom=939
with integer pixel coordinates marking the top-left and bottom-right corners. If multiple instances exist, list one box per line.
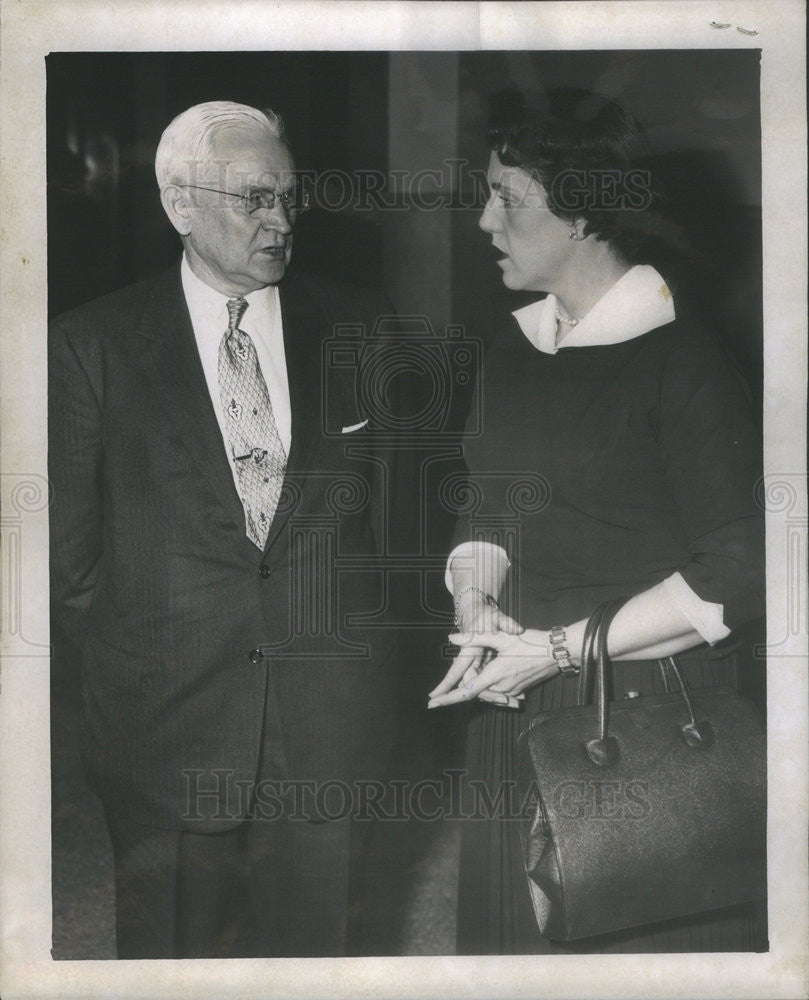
left=259, top=246, right=286, bottom=258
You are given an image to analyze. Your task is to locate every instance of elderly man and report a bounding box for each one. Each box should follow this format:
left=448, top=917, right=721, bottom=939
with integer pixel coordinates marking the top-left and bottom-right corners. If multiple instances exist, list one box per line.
left=50, top=101, right=401, bottom=958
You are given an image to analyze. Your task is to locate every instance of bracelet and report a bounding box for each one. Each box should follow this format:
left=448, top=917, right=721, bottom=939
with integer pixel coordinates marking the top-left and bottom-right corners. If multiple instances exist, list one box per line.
left=453, top=586, right=499, bottom=628
left=549, top=625, right=579, bottom=676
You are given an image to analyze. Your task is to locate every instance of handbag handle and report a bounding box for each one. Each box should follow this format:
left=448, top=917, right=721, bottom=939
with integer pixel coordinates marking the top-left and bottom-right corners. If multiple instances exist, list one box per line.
left=582, top=598, right=627, bottom=766
left=659, top=655, right=715, bottom=749
left=576, top=599, right=612, bottom=704
left=581, top=601, right=715, bottom=767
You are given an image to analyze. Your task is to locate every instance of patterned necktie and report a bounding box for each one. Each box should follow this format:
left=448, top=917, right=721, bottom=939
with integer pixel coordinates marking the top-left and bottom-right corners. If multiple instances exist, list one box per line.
left=218, top=297, right=287, bottom=549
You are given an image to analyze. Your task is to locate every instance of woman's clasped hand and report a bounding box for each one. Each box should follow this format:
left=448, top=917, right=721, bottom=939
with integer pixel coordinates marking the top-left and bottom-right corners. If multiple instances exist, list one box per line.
left=428, top=623, right=560, bottom=708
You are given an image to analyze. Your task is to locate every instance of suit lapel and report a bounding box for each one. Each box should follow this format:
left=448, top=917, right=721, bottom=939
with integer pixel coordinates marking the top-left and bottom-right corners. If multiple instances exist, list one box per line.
left=134, top=265, right=250, bottom=540
left=263, top=273, right=325, bottom=552
left=132, top=265, right=327, bottom=558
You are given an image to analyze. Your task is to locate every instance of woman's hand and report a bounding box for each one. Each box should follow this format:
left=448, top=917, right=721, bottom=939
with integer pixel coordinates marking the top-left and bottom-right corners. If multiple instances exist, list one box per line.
left=452, top=591, right=525, bottom=682
left=428, top=627, right=559, bottom=709
left=428, top=594, right=525, bottom=708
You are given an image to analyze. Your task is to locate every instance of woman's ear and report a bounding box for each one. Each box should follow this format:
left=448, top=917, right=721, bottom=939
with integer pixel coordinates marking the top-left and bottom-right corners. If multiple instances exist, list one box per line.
left=567, top=217, right=587, bottom=242
left=160, top=185, right=194, bottom=237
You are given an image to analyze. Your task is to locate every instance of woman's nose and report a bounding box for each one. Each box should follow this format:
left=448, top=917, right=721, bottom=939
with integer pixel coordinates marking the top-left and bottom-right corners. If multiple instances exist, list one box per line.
left=479, top=197, right=500, bottom=233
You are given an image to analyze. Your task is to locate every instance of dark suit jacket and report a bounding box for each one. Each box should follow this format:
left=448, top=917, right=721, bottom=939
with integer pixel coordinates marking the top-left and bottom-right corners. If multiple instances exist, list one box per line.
left=49, top=263, right=402, bottom=831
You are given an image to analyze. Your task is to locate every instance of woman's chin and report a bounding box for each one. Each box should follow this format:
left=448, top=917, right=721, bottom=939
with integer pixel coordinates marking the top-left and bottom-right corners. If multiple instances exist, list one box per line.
left=500, top=270, right=526, bottom=291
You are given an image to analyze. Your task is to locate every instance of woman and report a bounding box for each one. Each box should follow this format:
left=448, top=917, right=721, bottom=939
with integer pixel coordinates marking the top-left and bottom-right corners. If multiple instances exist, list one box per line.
left=428, top=88, right=765, bottom=953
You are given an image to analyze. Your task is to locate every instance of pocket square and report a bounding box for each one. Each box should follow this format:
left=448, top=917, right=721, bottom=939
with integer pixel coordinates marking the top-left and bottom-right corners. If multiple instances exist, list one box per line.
left=341, top=420, right=369, bottom=434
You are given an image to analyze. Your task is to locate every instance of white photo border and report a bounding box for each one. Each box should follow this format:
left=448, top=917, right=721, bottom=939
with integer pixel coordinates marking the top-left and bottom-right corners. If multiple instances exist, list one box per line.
left=1, top=2, right=806, bottom=998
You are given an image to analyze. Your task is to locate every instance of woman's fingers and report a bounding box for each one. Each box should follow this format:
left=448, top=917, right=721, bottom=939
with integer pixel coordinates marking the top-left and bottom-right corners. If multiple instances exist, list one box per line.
left=430, top=628, right=549, bottom=706
left=428, top=646, right=486, bottom=697
left=477, top=689, right=522, bottom=709
left=431, top=628, right=501, bottom=698
left=461, top=663, right=482, bottom=688
left=451, top=628, right=548, bottom=659
left=428, top=657, right=511, bottom=707
left=448, top=630, right=512, bottom=654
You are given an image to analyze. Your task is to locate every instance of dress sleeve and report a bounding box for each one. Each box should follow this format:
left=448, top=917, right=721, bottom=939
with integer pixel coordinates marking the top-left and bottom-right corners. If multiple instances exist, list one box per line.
left=662, top=571, right=730, bottom=643
left=444, top=541, right=511, bottom=595
left=654, top=332, right=764, bottom=631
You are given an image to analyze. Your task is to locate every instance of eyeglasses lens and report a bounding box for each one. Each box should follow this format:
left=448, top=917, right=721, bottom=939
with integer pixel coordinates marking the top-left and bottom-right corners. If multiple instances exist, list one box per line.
left=245, top=189, right=309, bottom=215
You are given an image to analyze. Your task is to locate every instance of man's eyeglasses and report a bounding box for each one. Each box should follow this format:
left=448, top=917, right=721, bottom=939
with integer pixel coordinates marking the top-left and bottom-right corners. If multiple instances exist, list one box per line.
left=181, top=184, right=310, bottom=216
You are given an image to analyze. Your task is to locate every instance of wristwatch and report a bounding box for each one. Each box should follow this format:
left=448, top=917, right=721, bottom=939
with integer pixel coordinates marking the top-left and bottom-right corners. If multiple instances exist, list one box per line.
left=549, top=625, right=579, bottom=676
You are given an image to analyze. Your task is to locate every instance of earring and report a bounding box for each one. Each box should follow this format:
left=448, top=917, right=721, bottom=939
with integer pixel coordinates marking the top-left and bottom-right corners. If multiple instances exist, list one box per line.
left=568, top=229, right=582, bottom=241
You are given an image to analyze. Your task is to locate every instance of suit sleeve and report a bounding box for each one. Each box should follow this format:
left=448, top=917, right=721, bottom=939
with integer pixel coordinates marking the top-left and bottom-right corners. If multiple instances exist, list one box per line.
left=49, top=318, right=104, bottom=646
left=655, top=335, right=764, bottom=631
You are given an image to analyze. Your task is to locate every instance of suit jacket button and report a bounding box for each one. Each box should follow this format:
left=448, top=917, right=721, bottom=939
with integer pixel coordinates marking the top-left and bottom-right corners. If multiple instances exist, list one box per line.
left=258, top=564, right=271, bottom=578
left=248, top=648, right=264, bottom=664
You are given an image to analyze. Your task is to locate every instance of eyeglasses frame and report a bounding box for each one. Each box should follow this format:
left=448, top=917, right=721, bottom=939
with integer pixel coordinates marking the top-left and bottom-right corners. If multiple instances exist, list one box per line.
left=179, top=183, right=310, bottom=216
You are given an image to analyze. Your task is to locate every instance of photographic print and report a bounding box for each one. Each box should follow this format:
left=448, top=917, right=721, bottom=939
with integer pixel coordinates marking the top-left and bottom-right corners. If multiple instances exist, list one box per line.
left=1, top=3, right=806, bottom=999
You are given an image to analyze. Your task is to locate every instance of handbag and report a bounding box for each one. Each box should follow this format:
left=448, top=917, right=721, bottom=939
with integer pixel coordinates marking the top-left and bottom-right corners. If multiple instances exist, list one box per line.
left=516, top=598, right=767, bottom=942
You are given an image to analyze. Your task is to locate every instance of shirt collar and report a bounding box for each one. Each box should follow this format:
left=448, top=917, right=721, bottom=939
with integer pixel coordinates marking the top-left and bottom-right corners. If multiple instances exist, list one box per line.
left=511, top=264, right=676, bottom=355
left=181, top=253, right=276, bottom=335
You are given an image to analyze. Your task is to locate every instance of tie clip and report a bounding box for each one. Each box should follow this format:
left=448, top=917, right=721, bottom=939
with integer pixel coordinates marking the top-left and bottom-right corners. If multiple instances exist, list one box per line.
left=234, top=448, right=268, bottom=464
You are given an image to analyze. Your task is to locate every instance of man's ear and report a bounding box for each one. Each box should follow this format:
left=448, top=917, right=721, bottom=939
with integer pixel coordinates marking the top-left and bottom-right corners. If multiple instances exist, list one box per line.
left=160, top=184, right=194, bottom=236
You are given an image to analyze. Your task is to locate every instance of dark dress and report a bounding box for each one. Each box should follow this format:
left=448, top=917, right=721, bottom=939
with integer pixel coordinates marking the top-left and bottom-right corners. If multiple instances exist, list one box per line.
left=452, top=307, right=766, bottom=953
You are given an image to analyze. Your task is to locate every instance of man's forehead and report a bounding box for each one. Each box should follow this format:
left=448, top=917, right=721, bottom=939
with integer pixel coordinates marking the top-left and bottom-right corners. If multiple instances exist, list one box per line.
left=205, top=128, right=294, bottom=167
left=197, top=129, right=296, bottom=188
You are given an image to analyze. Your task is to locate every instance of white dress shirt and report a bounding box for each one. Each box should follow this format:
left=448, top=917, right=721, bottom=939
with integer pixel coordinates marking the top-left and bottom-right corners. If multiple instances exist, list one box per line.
left=446, top=265, right=730, bottom=644
left=181, top=255, right=292, bottom=493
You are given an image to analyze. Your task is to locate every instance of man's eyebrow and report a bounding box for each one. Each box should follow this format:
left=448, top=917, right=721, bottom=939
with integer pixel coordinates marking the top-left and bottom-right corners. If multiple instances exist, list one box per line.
left=245, top=181, right=297, bottom=195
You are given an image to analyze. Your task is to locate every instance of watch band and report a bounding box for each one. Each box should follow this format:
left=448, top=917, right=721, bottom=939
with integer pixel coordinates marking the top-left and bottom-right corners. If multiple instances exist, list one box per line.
left=549, top=625, right=579, bottom=676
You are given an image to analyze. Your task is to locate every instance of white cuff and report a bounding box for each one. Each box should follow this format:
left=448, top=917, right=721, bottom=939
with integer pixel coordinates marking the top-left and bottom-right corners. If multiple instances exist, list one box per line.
left=445, top=542, right=511, bottom=593
left=662, top=572, right=730, bottom=645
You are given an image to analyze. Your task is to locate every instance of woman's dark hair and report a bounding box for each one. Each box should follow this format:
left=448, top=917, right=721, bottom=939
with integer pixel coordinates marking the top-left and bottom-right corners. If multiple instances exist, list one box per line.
left=488, top=87, right=664, bottom=264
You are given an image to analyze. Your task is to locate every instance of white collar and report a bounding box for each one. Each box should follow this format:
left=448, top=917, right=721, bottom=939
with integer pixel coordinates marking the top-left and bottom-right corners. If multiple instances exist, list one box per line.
left=180, top=254, right=276, bottom=333
left=511, top=265, right=676, bottom=355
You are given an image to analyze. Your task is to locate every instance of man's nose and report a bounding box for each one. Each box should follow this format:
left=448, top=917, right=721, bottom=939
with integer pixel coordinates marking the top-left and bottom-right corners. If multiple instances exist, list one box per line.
left=259, top=202, right=293, bottom=233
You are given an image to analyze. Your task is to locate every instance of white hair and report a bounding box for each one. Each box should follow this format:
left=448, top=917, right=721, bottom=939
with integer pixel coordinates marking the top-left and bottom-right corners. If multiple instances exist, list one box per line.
left=154, top=100, right=286, bottom=190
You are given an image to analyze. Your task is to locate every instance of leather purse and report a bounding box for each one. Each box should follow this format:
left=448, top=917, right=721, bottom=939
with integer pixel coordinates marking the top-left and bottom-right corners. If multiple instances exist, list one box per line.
left=516, top=598, right=767, bottom=942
